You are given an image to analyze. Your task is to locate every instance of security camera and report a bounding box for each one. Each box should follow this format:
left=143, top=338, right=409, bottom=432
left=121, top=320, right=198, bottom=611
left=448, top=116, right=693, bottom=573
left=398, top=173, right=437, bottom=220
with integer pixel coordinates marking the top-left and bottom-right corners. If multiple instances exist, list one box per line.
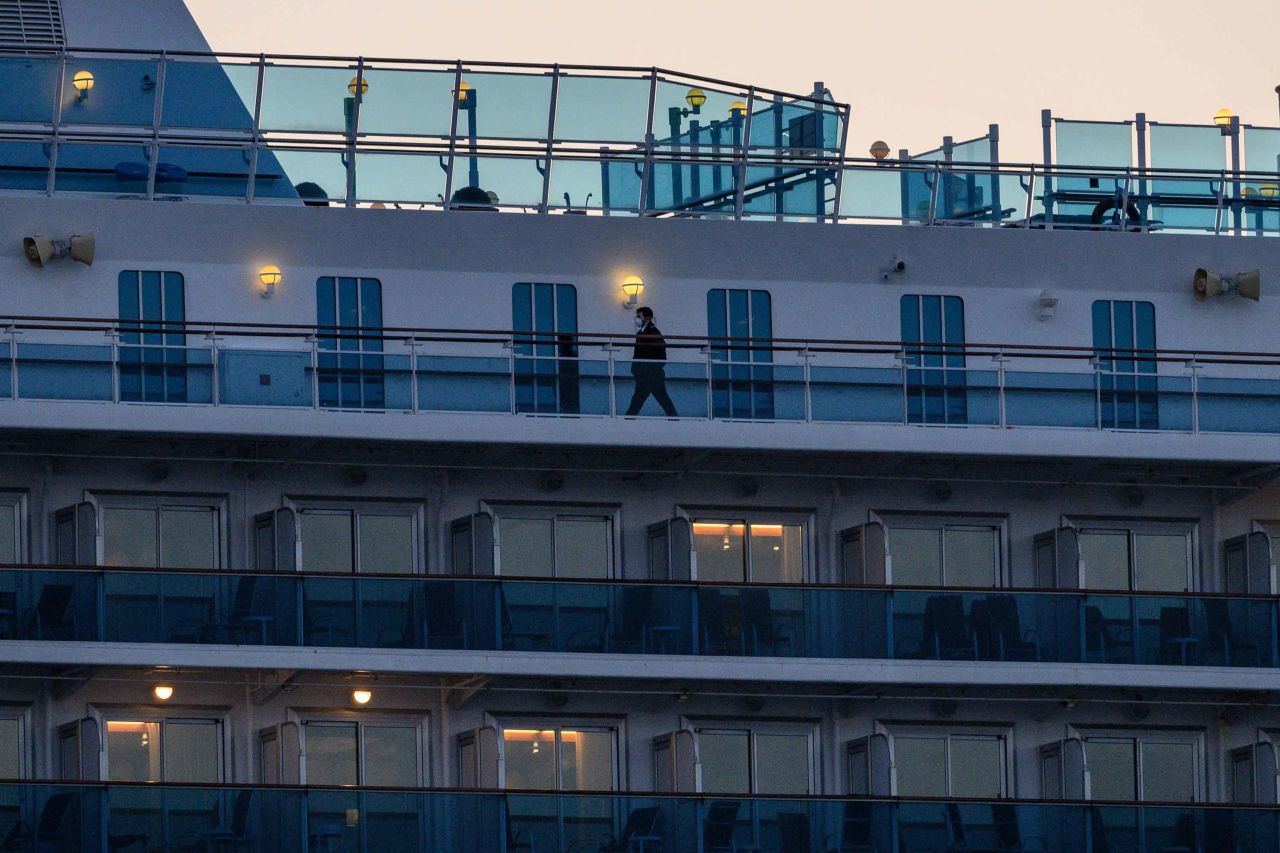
left=880, top=271, right=892, bottom=282
left=880, top=256, right=906, bottom=281
left=891, top=258, right=906, bottom=273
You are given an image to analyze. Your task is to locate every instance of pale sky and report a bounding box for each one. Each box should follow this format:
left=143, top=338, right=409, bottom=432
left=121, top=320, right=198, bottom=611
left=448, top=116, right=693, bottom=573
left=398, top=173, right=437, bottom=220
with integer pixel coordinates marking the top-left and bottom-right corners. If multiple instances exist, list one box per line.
left=187, top=0, right=1280, bottom=162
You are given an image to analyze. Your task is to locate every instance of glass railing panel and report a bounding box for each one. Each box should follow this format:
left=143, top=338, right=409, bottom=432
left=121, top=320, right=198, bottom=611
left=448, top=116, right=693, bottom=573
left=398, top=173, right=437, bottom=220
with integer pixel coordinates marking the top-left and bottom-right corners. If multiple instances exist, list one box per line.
left=5, top=569, right=98, bottom=641
left=455, top=70, right=554, bottom=141
left=301, top=575, right=357, bottom=646
left=0, top=56, right=60, bottom=124
left=1142, top=171, right=1223, bottom=232
left=741, top=164, right=833, bottom=220
left=16, top=342, right=112, bottom=400
left=448, top=154, right=545, bottom=208
left=512, top=355, right=612, bottom=416
left=59, top=59, right=159, bottom=128
left=103, top=570, right=218, bottom=643
left=552, top=72, right=651, bottom=145
left=416, top=354, right=511, bottom=413
left=838, top=165, right=924, bottom=222
left=354, top=150, right=448, bottom=206
left=645, top=158, right=737, bottom=215
left=356, top=66, right=456, bottom=138
left=363, top=790, right=427, bottom=851
left=1054, top=120, right=1133, bottom=170
left=747, top=97, right=843, bottom=155
left=0, top=342, right=8, bottom=398
left=0, top=140, right=50, bottom=191
left=613, top=359, right=710, bottom=419
left=51, top=141, right=152, bottom=195
left=652, top=78, right=747, bottom=155
left=1150, top=123, right=1227, bottom=172
left=151, top=144, right=253, bottom=199
left=1004, top=369, right=1097, bottom=428
left=117, top=344, right=213, bottom=404
left=264, top=147, right=346, bottom=205
left=547, top=155, right=641, bottom=213
left=218, top=348, right=314, bottom=407
left=356, top=576, right=415, bottom=648
left=159, top=59, right=258, bottom=133
left=809, top=364, right=903, bottom=423
left=1095, top=370, right=1170, bottom=431
left=258, top=63, right=352, bottom=134
left=1198, top=374, right=1280, bottom=433
left=1039, top=167, right=1130, bottom=227
left=307, top=788, right=361, bottom=850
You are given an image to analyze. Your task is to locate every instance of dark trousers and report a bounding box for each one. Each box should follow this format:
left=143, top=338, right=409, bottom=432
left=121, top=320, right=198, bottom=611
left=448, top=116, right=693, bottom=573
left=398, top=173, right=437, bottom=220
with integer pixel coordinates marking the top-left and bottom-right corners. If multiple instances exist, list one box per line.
left=625, top=362, right=677, bottom=416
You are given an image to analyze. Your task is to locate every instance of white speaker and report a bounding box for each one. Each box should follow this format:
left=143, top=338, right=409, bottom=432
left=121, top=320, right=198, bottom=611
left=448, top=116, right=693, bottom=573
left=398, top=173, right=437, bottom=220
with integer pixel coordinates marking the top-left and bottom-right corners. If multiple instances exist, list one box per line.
left=20, top=232, right=94, bottom=268
left=22, top=235, right=53, bottom=268
left=1192, top=267, right=1220, bottom=300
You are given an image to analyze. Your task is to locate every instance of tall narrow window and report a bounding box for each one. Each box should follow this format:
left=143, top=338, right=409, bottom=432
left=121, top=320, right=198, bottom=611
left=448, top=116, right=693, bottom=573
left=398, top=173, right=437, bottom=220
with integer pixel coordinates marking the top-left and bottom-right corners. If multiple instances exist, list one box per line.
left=512, top=283, right=579, bottom=414
left=0, top=715, right=24, bottom=779
left=0, top=493, right=23, bottom=564
left=1093, top=300, right=1157, bottom=430
left=118, top=271, right=186, bottom=403
left=708, top=289, right=773, bottom=419
left=900, top=294, right=966, bottom=424
left=317, top=277, right=384, bottom=409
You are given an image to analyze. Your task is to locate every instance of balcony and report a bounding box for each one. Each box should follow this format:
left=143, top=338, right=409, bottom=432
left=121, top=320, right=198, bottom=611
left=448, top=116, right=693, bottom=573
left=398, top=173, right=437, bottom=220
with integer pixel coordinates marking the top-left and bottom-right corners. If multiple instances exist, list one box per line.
left=0, top=782, right=1275, bottom=852
left=3, top=566, right=1276, bottom=671
left=3, top=318, right=1280, bottom=443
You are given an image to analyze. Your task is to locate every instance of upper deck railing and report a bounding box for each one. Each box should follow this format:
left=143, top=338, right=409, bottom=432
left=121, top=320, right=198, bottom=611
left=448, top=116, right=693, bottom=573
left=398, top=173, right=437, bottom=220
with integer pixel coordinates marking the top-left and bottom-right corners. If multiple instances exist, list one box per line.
left=1, top=48, right=1278, bottom=233
left=3, top=315, right=1280, bottom=436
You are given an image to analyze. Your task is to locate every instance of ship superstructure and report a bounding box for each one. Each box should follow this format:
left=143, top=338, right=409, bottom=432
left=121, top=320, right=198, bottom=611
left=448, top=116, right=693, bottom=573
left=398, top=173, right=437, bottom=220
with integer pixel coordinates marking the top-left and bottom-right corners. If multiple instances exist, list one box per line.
left=1, top=1, right=1280, bottom=851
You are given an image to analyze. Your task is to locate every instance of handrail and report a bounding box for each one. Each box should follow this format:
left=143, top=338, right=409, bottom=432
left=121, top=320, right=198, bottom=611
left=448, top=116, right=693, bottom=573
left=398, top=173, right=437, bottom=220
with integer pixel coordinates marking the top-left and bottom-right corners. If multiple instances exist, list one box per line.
left=4, top=562, right=1278, bottom=600
left=6, top=314, right=1280, bottom=366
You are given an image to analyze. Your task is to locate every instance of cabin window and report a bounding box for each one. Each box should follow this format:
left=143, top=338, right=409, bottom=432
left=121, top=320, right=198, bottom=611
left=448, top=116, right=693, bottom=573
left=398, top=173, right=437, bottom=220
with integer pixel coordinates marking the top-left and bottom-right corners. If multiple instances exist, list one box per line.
left=95, top=494, right=223, bottom=569
left=884, top=515, right=1004, bottom=587
left=105, top=717, right=222, bottom=783
left=294, top=501, right=423, bottom=574
left=1092, top=300, right=1157, bottom=430
left=301, top=718, right=423, bottom=787
left=707, top=288, right=773, bottom=419
left=1080, top=729, right=1202, bottom=802
left=887, top=726, right=1008, bottom=798
left=491, top=504, right=616, bottom=579
left=1072, top=520, right=1195, bottom=591
left=900, top=294, right=966, bottom=425
left=689, top=516, right=807, bottom=583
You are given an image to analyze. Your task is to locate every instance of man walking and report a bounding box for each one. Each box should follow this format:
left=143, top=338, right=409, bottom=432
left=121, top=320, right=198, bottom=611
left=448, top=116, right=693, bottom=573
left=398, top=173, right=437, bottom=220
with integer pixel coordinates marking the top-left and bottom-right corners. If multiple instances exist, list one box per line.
left=625, top=306, right=678, bottom=417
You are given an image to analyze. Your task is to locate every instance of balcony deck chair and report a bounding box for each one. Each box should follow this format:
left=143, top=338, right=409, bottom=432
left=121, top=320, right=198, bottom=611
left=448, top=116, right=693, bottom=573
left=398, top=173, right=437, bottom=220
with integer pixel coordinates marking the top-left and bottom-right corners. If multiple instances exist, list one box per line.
left=594, top=805, right=661, bottom=853
left=922, top=595, right=977, bottom=661
left=739, top=588, right=794, bottom=656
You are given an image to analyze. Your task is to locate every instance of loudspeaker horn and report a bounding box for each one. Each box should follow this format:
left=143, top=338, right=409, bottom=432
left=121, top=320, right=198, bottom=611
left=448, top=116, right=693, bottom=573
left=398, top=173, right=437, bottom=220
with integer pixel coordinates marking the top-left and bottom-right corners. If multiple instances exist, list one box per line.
left=1193, top=268, right=1221, bottom=300
left=1235, top=269, right=1260, bottom=301
left=22, top=235, right=53, bottom=268
left=69, top=232, right=94, bottom=266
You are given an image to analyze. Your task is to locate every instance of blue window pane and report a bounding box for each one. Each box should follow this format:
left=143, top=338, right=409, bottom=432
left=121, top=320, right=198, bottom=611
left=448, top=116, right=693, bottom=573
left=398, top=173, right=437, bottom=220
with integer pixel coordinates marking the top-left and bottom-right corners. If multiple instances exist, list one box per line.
left=707, top=290, right=727, bottom=341
left=317, top=277, right=386, bottom=410
left=709, top=288, right=772, bottom=419
left=160, top=60, right=257, bottom=132
left=0, top=57, right=60, bottom=124
left=512, top=283, right=578, bottom=415
left=317, top=277, right=336, bottom=329
left=61, top=60, right=159, bottom=128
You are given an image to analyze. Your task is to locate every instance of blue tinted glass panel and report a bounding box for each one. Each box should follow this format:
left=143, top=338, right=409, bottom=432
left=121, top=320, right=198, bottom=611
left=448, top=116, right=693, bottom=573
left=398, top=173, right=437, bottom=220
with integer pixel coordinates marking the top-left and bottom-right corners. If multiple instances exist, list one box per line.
left=151, top=145, right=252, bottom=199
left=456, top=71, right=553, bottom=140
left=160, top=60, right=257, bottom=132
left=0, top=57, right=60, bottom=123
left=258, top=64, right=349, bottom=133
left=354, top=152, right=447, bottom=205
left=356, top=67, right=456, bottom=137
left=553, top=74, right=650, bottom=144
left=61, top=60, right=159, bottom=128
left=1055, top=121, right=1132, bottom=168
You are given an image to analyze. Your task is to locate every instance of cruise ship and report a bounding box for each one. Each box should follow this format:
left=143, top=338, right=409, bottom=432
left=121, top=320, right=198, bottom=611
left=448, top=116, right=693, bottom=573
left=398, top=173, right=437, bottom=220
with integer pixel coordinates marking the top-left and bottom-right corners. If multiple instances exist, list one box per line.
left=1, top=0, right=1280, bottom=850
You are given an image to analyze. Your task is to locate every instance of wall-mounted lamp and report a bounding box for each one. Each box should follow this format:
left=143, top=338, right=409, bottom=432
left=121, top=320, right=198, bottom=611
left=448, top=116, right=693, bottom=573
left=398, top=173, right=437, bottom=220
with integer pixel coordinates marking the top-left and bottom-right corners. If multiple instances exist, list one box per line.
left=453, top=80, right=473, bottom=104
left=728, top=100, right=748, bottom=119
left=153, top=685, right=174, bottom=701
left=347, top=76, right=368, bottom=97
left=72, top=70, right=94, bottom=100
left=869, top=140, right=890, bottom=160
left=1213, top=108, right=1234, bottom=128
left=621, top=275, right=644, bottom=309
left=352, top=689, right=373, bottom=705
left=258, top=264, right=282, bottom=298
left=1037, top=288, right=1059, bottom=321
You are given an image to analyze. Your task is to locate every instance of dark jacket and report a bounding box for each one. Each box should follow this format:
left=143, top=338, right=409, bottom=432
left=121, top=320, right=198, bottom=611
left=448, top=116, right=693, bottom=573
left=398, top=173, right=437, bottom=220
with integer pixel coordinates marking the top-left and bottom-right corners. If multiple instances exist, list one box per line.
left=632, top=321, right=668, bottom=362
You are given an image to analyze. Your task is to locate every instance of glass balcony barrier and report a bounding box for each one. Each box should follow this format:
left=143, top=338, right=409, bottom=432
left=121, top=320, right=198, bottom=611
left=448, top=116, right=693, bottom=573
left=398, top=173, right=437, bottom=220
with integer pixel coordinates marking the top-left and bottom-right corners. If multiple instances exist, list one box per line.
left=0, top=782, right=1276, bottom=853
left=2, top=566, right=1277, bottom=667
left=3, top=327, right=1280, bottom=436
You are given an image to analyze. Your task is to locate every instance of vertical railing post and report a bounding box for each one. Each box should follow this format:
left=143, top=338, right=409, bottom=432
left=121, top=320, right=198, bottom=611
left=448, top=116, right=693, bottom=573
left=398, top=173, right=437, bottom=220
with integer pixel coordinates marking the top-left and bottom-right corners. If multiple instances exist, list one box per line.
left=146, top=51, right=167, bottom=201
left=6, top=325, right=18, bottom=400
left=539, top=64, right=559, bottom=214
left=703, top=346, right=714, bottom=420
left=1213, top=171, right=1226, bottom=235
left=896, top=350, right=909, bottom=425
left=246, top=54, right=266, bottom=204
left=994, top=352, right=1009, bottom=428
left=1118, top=168, right=1131, bottom=231
left=732, top=86, right=757, bottom=220
left=1187, top=358, right=1200, bottom=434
left=638, top=68, right=658, bottom=217
left=604, top=343, right=617, bottom=417
left=801, top=347, right=813, bottom=423
left=407, top=337, right=420, bottom=413
left=206, top=330, right=221, bottom=406
left=442, top=61, right=464, bottom=210
left=106, top=328, right=120, bottom=403
left=1024, top=167, right=1036, bottom=227
left=1091, top=356, right=1103, bottom=430
left=47, top=52, right=68, bottom=197
left=307, top=334, right=320, bottom=409
left=926, top=162, right=941, bottom=224
left=504, top=338, right=516, bottom=415
left=345, top=57, right=365, bottom=208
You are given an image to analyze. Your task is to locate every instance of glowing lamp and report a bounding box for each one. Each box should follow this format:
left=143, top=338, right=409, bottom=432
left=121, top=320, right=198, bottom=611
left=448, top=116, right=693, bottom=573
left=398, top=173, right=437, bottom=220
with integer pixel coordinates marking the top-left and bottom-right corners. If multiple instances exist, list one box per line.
left=1261, top=183, right=1279, bottom=199
left=869, top=140, right=890, bottom=160
left=72, top=70, right=93, bottom=99
left=728, top=101, right=748, bottom=118
left=153, top=685, right=173, bottom=701
left=352, top=689, right=372, bottom=705
left=347, top=76, right=368, bottom=96
left=454, top=81, right=472, bottom=103
left=1213, top=108, right=1234, bottom=127
left=621, top=275, right=644, bottom=309
left=258, top=264, right=282, bottom=298
left=685, top=87, right=706, bottom=111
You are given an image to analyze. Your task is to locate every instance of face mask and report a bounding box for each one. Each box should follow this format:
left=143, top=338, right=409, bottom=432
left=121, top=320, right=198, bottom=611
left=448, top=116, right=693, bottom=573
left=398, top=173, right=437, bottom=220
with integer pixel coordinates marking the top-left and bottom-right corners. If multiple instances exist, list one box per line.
left=634, top=316, right=645, bottom=329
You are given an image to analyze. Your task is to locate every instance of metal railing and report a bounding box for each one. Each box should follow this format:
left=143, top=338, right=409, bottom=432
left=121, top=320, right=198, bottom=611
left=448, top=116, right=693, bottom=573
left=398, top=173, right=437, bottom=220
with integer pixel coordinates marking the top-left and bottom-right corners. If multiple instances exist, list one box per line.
left=0, top=49, right=1278, bottom=232
left=3, top=564, right=1278, bottom=667
left=3, top=316, right=1280, bottom=435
